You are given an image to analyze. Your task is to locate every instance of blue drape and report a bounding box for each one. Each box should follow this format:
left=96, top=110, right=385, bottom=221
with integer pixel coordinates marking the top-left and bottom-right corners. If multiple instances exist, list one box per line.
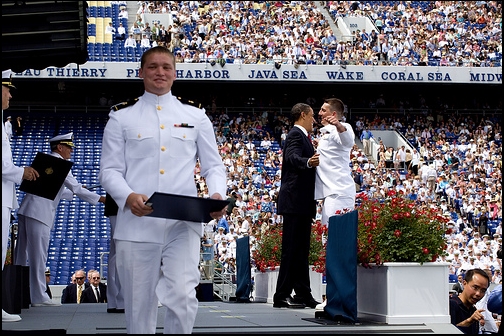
left=324, top=210, right=358, bottom=322
left=235, top=235, right=252, bottom=302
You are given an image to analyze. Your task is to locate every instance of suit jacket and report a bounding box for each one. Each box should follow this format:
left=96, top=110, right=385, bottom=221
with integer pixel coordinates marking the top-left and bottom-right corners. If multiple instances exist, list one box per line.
left=81, top=283, right=107, bottom=303
left=277, top=125, right=316, bottom=217
left=452, top=281, right=464, bottom=294
left=61, top=283, right=90, bottom=303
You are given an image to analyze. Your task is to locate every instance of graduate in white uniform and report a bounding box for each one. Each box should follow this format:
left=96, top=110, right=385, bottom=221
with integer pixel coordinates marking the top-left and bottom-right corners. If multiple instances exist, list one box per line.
left=2, top=70, right=39, bottom=323
left=99, top=46, right=227, bottom=334
left=314, top=98, right=356, bottom=312
left=14, top=132, right=105, bottom=306
left=315, top=97, right=356, bottom=225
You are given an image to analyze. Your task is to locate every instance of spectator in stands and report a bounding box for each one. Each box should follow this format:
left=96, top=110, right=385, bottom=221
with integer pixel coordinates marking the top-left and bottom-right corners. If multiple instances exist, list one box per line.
left=140, top=34, right=151, bottom=49
left=14, top=132, right=105, bottom=307
left=116, top=22, right=126, bottom=41
left=105, top=22, right=116, bottom=36
left=118, top=6, right=128, bottom=19
left=360, top=126, right=374, bottom=157
left=99, top=46, right=227, bottom=334
left=61, top=269, right=88, bottom=304
left=130, top=22, right=142, bottom=43
left=81, top=271, right=107, bottom=303
left=449, top=268, right=490, bottom=334
left=2, top=70, right=39, bottom=323
left=124, top=33, right=136, bottom=49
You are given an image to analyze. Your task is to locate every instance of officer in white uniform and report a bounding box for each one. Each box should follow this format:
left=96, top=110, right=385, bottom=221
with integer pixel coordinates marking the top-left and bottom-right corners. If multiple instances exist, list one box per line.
left=14, top=132, right=105, bottom=306
left=99, top=46, right=227, bottom=334
left=2, top=70, right=39, bottom=322
left=314, top=98, right=356, bottom=313
left=315, top=98, right=356, bottom=225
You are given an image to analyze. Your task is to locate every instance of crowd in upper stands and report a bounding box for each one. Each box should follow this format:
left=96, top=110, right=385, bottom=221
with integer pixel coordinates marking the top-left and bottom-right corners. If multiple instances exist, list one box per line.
left=108, top=1, right=503, bottom=66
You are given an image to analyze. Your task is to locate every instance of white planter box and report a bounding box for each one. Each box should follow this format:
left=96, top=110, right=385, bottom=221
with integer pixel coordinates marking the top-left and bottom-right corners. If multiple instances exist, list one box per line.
left=357, top=262, right=450, bottom=324
left=253, top=266, right=324, bottom=303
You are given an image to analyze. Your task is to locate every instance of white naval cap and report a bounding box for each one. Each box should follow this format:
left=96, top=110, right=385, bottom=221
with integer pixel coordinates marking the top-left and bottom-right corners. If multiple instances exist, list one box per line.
left=2, top=69, right=16, bottom=89
left=48, top=132, right=75, bottom=147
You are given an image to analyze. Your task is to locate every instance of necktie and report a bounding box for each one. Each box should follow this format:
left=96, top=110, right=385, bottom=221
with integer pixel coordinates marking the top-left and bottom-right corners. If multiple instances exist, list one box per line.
left=94, top=287, right=100, bottom=302
left=77, top=285, right=82, bottom=303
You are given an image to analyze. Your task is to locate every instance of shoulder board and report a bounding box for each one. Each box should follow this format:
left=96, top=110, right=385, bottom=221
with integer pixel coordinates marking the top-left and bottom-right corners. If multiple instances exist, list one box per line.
left=177, top=96, right=202, bottom=109
left=111, top=98, right=139, bottom=111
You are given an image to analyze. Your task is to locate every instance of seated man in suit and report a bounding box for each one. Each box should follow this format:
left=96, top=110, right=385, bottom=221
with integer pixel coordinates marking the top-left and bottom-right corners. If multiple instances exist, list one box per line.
left=61, top=269, right=89, bottom=303
left=81, top=271, right=107, bottom=303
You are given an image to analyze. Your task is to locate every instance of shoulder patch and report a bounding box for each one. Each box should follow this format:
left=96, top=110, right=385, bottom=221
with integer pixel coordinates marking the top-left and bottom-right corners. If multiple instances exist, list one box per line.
left=111, top=98, right=139, bottom=111
left=177, top=96, right=202, bottom=109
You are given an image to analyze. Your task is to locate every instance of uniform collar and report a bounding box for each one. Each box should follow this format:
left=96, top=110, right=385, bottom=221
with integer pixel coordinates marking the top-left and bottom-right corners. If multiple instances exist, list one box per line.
left=142, top=91, right=173, bottom=106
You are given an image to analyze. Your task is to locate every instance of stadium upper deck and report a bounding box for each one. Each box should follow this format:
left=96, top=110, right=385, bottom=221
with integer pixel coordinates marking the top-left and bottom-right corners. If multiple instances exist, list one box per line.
left=11, top=1, right=503, bottom=84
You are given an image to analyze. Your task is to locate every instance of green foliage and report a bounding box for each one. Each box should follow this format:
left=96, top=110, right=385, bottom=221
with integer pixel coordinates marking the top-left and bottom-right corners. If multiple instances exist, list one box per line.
left=252, top=221, right=328, bottom=273
left=357, top=190, right=449, bottom=266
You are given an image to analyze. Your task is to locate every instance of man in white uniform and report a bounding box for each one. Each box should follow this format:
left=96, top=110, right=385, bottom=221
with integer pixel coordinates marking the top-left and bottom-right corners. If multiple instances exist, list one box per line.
left=99, top=46, right=227, bottom=334
left=4, top=115, right=13, bottom=141
left=314, top=98, right=356, bottom=312
left=2, top=70, right=39, bottom=322
left=315, top=98, right=356, bottom=225
left=14, top=132, right=105, bottom=306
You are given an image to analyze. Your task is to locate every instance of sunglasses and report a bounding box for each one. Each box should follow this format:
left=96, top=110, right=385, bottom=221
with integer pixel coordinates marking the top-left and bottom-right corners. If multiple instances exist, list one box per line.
left=92, top=277, right=100, bottom=280
left=75, top=277, right=85, bottom=280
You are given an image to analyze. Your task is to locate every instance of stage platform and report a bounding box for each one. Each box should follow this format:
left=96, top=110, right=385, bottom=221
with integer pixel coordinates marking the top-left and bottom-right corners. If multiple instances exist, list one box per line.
left=2, top=301, right=461, bottom=334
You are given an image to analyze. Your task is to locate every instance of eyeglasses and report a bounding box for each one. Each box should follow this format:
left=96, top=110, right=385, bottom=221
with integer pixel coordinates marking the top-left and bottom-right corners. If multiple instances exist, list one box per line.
left=75, top=277, right=85, bottom=280
left=470, top=285, right=488, bottom=294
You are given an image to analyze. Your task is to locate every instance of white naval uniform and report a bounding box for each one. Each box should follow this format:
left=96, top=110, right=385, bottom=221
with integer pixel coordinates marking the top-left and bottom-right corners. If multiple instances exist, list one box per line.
left=2, top=118, right=24, bottom=269
left=314, top=123, right=356, bottom=225
left=99, top=91, right=226, bottom=334
left=14, top=152, right=102, bottom=305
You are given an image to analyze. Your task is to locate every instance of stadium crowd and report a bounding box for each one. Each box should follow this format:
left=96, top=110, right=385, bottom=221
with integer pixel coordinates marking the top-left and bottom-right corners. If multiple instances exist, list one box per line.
left=123, top=1, right=502, bottom=66
left=190, top=100, right=502, bottom=285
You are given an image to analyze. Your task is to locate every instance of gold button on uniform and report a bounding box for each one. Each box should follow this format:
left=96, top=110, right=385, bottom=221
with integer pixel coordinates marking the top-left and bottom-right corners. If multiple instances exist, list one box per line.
left=160, top=169, right=165, bottom=174
left=160, top=124, right=165, bottom=129
left=137, top=134, right=141, bottom=138
left=157, top=105, right=162, bottom=110
left=161, top=146, right=166, bottom=151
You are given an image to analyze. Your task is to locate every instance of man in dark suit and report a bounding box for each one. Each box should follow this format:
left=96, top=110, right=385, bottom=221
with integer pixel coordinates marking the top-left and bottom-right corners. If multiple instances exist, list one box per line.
left=451, top=274, right=464, bottom=295
left=61, top=269, right=89, bottom=303
left=273, top=103, right=320, bottom=309
left=81, top=271, right=107, bottom=303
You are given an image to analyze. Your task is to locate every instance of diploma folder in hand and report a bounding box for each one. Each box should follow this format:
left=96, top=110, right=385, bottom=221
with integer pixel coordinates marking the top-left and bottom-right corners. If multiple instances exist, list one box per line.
left=19, top=152, right=74, bottom=200
left=145, top=192, right=229, bottom=223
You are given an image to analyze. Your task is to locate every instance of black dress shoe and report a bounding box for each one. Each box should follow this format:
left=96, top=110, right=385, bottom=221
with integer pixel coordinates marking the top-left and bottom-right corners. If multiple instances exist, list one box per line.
left=293, top=297, right=321, bottom=308
left=107, top=308, right=125, bottom=313
left=273, top=297, right=306, bottom=309
left=303, top=298, right=321, bottom=309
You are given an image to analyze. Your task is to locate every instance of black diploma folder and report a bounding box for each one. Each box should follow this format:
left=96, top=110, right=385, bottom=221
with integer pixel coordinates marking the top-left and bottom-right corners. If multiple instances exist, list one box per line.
left=145, top=192, right=229, bottom=223
left=19, top=152, right=74, bottom=201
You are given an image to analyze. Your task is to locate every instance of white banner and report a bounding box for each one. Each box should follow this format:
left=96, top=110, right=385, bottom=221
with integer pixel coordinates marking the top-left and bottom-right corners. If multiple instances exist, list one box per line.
left=13, top=62, right=502, bottom=84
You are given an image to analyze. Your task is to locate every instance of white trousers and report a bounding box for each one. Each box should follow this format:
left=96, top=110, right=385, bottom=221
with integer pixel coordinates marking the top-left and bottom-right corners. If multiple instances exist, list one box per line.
left=116, top=220, right=201, bottom=334
left=14, top=215, right=52, bottom=304
left=106, top=216, right=124, bottom=310
left=321, top=194, right=356, bottom=226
